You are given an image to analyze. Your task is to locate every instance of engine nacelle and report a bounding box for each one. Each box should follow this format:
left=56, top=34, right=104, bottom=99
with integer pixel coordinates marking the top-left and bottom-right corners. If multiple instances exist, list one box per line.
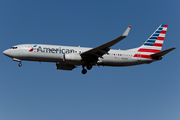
left=56, top=63, right=75, bottom=71
left=64, top=53, right=82, bottom=61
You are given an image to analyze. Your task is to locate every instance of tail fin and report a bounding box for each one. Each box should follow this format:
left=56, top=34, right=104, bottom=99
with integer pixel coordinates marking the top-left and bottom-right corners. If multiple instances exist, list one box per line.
left=138, top=24, right=168, bottom=53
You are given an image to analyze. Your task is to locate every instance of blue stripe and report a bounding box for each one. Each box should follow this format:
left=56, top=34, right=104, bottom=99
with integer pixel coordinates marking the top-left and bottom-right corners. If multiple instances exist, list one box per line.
left=149, top=37, right=158, bottom=39
left=152, top=34, right=159, bottom=36
left=144, top=43, right=154, bottom=46
left=161, top=24, right=165, bottom=27
left=158, top=28, right=163, bottom=30
left=155, top=31, right=161, bottom=33
left=147, top=40, right=156, bottom=43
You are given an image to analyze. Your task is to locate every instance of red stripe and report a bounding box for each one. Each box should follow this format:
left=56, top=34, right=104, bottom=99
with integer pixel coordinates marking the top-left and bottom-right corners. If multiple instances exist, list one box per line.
left=164, top=25, right=168, bottom=27
left=133, top=54, right=152, bottom=59
left=133, top=54, right=139, bottom=57
left=29, top=48, right=33, bottom=52
left=160, top=30, right=166, bottom=34
left=153, top=43, right=163, bottom=47
left=138, top=48, right=161, bottom=53
left=141, top=54, right=152, bottom=59
left=157, top=37, right=164, bottom=40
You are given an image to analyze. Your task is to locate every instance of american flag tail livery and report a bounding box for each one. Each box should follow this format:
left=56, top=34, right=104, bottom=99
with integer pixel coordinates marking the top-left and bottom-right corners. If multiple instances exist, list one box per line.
left=133, top=24, right=173, bottom=59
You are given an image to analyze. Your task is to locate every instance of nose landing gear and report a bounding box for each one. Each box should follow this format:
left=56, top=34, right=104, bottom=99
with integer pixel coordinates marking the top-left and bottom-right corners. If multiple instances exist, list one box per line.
left=18, top=62, right=22, bottom=67
left=12, top=58, right=22, bottom=67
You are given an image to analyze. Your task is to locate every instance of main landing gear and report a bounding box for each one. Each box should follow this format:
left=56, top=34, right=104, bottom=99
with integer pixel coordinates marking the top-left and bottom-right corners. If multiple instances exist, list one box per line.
left=81, top=64, right=92, bottom=74
left=82, top=68, right=87, bottom=74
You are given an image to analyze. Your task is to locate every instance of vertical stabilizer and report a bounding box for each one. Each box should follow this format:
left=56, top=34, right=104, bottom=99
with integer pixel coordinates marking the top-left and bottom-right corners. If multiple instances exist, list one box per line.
left=138, top=24, right=168, bottom=53
left=133, top=24, right=168, bottom=59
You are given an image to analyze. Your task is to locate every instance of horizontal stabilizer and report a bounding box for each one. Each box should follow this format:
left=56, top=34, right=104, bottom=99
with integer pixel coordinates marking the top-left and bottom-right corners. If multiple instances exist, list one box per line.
left=151, top=47, right=176, bottom=58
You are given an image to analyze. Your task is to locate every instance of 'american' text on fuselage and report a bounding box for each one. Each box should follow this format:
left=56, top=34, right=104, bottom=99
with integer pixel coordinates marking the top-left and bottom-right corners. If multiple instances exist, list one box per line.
left=36, top=46, right=75, bottom=54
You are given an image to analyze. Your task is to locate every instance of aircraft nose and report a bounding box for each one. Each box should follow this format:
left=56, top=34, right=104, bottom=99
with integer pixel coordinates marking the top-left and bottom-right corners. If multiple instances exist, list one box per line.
left=3, top=49, right=11, bottom=56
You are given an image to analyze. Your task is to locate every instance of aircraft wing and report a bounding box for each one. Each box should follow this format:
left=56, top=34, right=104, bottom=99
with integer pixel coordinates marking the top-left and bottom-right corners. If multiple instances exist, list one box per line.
left=81, top=25, right=131, bottom=60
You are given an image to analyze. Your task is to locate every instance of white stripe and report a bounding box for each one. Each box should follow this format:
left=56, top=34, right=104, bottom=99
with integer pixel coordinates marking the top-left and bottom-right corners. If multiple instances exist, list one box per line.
left=140, top=46, right=161, bottom=50
left=159, top=34, right=165, bottom=37
left=155, top=40, right=164, bottom=43
left=163, top=28, right=167, bottom=31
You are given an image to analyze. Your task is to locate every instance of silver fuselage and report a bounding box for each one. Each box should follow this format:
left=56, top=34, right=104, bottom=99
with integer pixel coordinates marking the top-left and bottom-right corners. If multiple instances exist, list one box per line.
left=3, top=44, right=154, bottom=67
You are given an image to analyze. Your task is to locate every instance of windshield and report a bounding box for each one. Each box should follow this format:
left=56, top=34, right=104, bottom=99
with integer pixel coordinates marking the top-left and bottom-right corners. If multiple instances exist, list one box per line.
left=10, top=47, right=18, bottom=49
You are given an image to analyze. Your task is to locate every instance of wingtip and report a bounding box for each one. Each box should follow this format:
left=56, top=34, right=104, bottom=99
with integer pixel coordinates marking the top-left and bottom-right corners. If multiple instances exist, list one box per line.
left=122, top=25, right=131, bottom=36
left=172, top=47, right=177, bottom=50
left=170, top=47, right=177, bottom=50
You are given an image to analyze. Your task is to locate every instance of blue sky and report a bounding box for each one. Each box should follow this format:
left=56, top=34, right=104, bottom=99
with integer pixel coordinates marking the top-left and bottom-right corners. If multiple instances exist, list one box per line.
left=0, top=0, right=180, bottom=120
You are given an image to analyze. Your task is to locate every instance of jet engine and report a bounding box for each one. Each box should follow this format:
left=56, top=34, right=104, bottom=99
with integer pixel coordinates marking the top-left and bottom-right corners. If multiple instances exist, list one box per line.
left=56, top=63, right=75, bottom=70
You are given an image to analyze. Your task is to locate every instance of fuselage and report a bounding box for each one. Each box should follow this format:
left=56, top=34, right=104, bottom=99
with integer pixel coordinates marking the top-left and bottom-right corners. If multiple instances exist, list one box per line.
left=3, top=44, right=155, bottom=67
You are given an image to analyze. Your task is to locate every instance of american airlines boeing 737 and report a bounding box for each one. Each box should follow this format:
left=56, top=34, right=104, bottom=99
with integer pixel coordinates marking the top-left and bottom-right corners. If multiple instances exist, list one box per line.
left=3, top=24, right=176, bottom=74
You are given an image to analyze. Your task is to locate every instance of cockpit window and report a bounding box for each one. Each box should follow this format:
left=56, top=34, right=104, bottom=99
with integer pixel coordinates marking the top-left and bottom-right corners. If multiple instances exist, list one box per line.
left=11, top=47, right=18, bottom=49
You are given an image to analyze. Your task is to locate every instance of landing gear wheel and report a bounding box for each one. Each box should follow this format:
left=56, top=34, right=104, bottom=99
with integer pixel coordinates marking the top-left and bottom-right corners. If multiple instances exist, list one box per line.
left=82, top=69, right=87, bottom=74
left=86, top=65, right=92, bottom=70
left=18, top=63, right=22, bottom=67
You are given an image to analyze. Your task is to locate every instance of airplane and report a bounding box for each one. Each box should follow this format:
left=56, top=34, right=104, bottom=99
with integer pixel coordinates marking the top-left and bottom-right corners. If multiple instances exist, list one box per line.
left=3, top=24, right=176, bottom=74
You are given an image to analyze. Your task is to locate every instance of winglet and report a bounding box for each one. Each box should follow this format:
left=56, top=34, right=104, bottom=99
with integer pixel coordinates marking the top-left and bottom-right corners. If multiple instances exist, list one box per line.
left=122, top=25, right=131, bottom=36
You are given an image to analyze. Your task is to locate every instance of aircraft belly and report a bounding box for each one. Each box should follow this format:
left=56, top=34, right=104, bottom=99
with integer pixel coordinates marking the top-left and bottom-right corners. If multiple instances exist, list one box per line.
left=64, top=61, right=85, bottom=65
left=98, top=56, right=138, bottom=66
